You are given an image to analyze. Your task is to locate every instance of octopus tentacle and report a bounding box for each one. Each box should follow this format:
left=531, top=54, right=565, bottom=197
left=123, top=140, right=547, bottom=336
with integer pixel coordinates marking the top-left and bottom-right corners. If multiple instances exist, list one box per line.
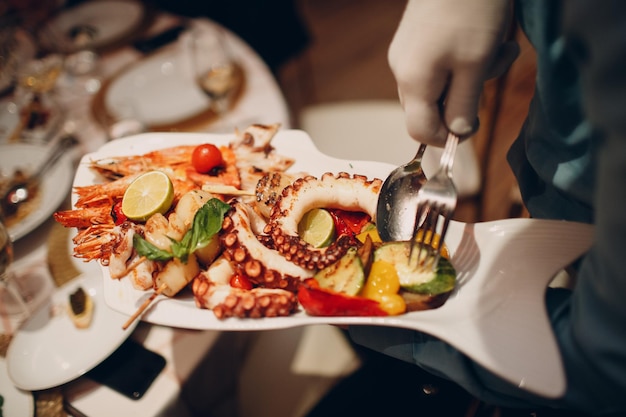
left=264, top=172, right=382, bottom=270
left=221, top=201, right=313, bottom=292
left=192, top=257, right=298, bottom=319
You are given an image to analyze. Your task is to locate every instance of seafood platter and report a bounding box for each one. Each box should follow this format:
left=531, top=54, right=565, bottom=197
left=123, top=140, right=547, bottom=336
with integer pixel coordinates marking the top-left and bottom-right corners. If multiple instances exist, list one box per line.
left=55, top=124, right=594, bottom=397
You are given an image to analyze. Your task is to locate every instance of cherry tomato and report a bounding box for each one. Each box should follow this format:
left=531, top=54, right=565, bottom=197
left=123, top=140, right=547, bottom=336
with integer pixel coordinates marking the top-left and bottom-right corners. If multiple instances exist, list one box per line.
left=230, top=274, right=253, bottom=290
left=110, top=201, right=128, bottom=225
left=192, top=144, right=224, bottom=174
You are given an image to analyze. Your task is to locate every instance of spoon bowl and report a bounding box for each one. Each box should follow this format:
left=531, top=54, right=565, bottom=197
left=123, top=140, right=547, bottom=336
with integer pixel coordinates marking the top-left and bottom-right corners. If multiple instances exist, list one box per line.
left=1, top=135, right=77, bottom=217
left=376, top=143, right=427, bottom=242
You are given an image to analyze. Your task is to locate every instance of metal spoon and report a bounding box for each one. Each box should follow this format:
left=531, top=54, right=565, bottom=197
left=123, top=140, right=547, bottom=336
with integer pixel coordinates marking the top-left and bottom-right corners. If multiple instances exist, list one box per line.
left=1, top=135, right=77, bottom=217
left=376, top=143, right=427, bottom=242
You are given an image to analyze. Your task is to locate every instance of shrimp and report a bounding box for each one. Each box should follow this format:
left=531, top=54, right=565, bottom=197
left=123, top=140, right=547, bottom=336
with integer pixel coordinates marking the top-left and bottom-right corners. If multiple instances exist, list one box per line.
left=71, top=223, right=123, bottom=262
left=89, top=146, right=197, bottom=180
left=54, top=206, right=113, bottom=229
left=73, top=174, right=139, bottom=207
left=89, top=145, right=242, bottom=189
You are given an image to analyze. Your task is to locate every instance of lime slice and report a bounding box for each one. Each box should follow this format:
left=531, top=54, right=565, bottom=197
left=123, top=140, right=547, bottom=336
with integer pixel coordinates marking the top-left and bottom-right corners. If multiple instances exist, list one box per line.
left=298, top=208, right=335, bottom=248
left=121, top=171, right=174, bottom=221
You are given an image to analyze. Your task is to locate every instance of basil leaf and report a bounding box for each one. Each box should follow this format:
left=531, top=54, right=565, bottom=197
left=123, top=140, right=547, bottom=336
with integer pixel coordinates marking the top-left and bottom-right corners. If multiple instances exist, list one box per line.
left=133, top=233, right=174, bottom=262
left=191, top=198, right=231, bottom=250
left=138, top=198, right=231, bottom=263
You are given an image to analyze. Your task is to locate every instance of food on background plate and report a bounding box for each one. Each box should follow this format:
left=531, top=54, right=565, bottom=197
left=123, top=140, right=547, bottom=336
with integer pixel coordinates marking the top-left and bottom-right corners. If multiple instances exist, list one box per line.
left=53, top=124, right=456, bottom=325
left=0, top=166, right=42, bottom=227
left=68, top=286, right=94, bottom=329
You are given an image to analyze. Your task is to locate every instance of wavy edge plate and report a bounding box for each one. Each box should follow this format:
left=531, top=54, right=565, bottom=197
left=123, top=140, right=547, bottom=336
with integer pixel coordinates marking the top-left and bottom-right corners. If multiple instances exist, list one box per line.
left=6, top=273, right=137, bottom=391
left=0, top=143, right=74, bottom=241
left=70, top=130, right=594, bottom=398
left=93, top=53, right=245, bottom=131
left=92, top=22, right=248, bottom=132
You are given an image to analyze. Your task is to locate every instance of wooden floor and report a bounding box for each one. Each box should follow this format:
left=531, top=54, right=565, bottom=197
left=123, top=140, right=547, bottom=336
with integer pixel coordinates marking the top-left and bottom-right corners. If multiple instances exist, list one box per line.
left=278, top=0, right=537, bottom=223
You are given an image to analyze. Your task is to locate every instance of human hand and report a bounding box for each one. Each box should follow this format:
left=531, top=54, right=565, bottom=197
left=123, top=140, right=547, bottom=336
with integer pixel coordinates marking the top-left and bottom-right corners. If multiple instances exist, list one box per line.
left=389, top=0, right=518, bottom=145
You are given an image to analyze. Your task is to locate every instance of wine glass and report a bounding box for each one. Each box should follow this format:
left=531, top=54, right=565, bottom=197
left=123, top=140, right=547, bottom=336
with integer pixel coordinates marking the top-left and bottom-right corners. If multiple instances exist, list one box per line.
left=190, top=23, right=239, bottom=115
left=49, top=22, right=102, bottom=96
left=0, top=220, right=29, bottom=333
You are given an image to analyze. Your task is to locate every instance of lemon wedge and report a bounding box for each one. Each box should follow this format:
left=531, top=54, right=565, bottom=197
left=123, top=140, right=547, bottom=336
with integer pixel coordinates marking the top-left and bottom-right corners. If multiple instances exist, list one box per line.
left=121, top=170, right=174, bottom=221
left=298, top=208, right=336, bottom=248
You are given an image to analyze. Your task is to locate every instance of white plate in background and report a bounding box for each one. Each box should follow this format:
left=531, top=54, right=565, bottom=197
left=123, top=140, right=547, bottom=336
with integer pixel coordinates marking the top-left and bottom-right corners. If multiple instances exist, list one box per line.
left=104, top=42, right=206, bottom=127
left=6, top=273, right=137, bottom=391
left=0, top=143, right=74, bottom=241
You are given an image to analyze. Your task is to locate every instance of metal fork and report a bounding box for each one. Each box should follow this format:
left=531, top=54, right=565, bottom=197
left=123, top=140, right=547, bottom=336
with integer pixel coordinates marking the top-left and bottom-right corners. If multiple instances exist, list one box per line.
left=409, top=131, right=459, bottom=269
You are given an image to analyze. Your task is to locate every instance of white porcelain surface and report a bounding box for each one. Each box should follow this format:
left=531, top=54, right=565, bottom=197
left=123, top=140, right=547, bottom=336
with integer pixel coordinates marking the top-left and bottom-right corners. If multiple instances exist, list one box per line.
left=6, top=272, right=137, bottom=391
left=0, top=357, right=34, bottom=417
left=105, top=43, right=206, bottom=126
left=71, top=130, right=594, bottom=398
left=103, top=21, right=289, bottom=130
left=0, top=143, right=74, bottom=241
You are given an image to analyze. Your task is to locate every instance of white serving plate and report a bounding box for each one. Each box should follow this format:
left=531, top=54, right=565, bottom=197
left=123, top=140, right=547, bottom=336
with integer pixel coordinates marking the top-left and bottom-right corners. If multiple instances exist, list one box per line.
left=6, top=271, right=137, bottom=391
left=0, top=143, right=74, bottom=241
left=70, top=130, right=594, bottom=398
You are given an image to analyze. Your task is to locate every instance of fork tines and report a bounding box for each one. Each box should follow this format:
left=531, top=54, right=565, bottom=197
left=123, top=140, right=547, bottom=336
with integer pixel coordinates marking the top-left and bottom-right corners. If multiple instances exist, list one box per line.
left=409, top=132, right=459, bottom=270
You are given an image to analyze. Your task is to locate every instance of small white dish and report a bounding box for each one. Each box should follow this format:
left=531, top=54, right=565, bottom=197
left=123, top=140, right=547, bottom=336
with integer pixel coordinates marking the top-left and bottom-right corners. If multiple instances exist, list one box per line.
left=0, top=143, right=74, bottom=241
left=40, top=0, right=145, bottom=52
left=104, top=43, right=207, bottom=127
left=97, top=18, right=290, bottom=132
left=0, top=357, right=34, bottom=417
left=6, top=273, right=137, bottom=391
left=69, top=131, right=594, bottom=398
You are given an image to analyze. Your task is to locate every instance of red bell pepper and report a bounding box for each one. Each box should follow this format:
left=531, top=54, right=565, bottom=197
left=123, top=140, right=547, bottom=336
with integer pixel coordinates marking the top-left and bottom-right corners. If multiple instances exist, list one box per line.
left=297, top=279, right=387, bottom=317
left=328, top=209, right=371, bottom=236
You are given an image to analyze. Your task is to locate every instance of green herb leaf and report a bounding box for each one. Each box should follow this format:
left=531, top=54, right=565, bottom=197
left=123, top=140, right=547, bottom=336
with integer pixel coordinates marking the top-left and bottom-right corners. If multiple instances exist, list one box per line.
left=134, top=198, right=231, bottom=263
left=133, top=233, right=175, bottom=262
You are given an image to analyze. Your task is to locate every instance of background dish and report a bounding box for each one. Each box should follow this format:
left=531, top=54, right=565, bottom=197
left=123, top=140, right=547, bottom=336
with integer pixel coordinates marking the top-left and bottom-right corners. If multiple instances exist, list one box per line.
left=98, top=24, right=248, bottom=131
left=0, top=143, right=74, bottom=241
left=40, top=0, right=146, bottom=53
left=71, top=131, right=594, bottom=398
left=103, top=43, right=215, bottom=127
left=0, top=29, right=37, bottom=94
left=0, top=357, right=34, bottom=417
left=6, top=272, right=137, bottom=391
left=94, top=18, right=290, bottom=133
